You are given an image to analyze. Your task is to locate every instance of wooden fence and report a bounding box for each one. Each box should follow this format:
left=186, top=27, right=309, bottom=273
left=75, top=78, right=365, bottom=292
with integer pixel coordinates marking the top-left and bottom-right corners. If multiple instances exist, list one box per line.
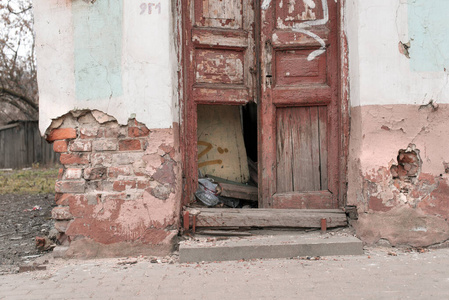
left=0, top=121, right=60, bottom=169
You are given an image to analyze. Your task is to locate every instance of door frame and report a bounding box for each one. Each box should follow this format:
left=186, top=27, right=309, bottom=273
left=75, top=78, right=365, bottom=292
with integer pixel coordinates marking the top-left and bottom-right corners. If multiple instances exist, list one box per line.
left=178, top=0, right=350, bottom=208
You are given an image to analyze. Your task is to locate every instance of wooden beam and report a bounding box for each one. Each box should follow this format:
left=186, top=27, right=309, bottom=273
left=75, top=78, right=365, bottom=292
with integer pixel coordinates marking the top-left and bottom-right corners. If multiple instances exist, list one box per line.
left=185, top=208, right=347, bottom=228
left=219, top=182, right=258, bottom=201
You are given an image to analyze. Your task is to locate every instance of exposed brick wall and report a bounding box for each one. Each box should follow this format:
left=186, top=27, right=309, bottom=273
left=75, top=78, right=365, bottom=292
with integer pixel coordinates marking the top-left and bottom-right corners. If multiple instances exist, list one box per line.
left=46, top=110, right=181, bottom=255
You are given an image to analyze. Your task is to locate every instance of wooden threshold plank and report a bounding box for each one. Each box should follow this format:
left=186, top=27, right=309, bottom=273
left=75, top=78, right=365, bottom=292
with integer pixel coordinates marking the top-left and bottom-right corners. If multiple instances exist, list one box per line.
left=185, top=208, right=347, bottom=228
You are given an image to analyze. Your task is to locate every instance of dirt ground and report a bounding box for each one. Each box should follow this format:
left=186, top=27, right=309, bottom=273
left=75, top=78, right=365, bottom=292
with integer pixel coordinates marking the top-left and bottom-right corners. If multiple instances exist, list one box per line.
left=0, top=193, right=55, bottom=274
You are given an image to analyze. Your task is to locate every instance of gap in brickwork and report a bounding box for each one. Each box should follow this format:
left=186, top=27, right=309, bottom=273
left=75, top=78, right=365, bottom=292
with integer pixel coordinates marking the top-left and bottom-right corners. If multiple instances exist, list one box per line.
left=390, top=144, right=422, bottom=181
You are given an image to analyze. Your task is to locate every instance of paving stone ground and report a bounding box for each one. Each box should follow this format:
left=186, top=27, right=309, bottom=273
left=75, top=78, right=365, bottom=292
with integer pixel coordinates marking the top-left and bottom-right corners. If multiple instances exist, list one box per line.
left=1, top=246, right=449, bottom=300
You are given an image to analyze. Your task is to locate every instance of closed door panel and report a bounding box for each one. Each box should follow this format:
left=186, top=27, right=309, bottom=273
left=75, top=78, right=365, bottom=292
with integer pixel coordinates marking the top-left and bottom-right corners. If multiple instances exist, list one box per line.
left=260, top=0, right=339, bottom=209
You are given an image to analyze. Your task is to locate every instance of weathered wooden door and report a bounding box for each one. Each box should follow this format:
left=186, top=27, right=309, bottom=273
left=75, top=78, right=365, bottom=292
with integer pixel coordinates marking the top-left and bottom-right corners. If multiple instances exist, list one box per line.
left=183, top=0, right=341, bottom=209
left=259, top=0, right=340, bottom=209
left=183, top=0, right=256, bottom=202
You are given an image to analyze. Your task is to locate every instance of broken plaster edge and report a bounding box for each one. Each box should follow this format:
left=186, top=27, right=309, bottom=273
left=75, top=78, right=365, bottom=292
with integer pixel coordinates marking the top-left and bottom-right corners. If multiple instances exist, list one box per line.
left=40, top=109, right=175, bottom=137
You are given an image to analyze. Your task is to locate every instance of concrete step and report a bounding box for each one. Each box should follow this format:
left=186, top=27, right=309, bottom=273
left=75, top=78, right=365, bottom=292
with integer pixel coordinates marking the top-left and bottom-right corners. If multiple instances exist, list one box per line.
left=179, top=231, right=364, bottom=263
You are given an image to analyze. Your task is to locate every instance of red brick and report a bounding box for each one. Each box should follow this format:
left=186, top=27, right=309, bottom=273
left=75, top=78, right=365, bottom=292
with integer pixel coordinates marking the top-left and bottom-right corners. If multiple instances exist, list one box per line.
left=108, top=166, right=132, bottom=178
left=128, top=127, right=150, bottom=137
left=57, top=168, right=64, bottom=180
left=67, top=194, right=89, bottom=218
left=47, top=128, right=77, bottom=142
left=113, top=180, right=136, bottom=192
left=69, top=140, right=92, bottom=152
left=128, top=119, right=139, bottom=127
left=63, top=168, right=83, bottom=180
left=53, top=140, right=68, bottom=152
left=60, top=153, right=89, bottom=165
left=102, top=193, right=127, bottom=202
left=52, top=206, right=73, bottom=220
left=119, top=139, right=142, bottom=151
left=55, top=180, right=86, bottom=193
left=104, top=127, right=120, bottom=138
left=137, top=180, right=150, bottom=189
left=86, top=193, right=101, bottom=205
left=92, top=140, right=118, bottom=151
left=80, top=128, right=101, bottom=139
left=55, top=193, right=73, bottom=206
left=152, top=161, right=176, bottom=184
left=91, top=153, right=112, bottom=166
left=84, top=167, right=107, bottom=180
left=159, top=144, right=175, bottom=159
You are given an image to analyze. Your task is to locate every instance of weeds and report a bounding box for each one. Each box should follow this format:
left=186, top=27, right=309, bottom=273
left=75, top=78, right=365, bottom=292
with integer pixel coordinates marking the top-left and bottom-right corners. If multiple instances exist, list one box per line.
left=0, top=168, right=59, bottom=194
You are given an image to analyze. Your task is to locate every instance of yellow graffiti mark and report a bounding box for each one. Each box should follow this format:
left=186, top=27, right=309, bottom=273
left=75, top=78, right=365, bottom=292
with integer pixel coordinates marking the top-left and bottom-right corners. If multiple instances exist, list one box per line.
left=198, top=141, right=213, bottom=159
left=198, top=140, right=223, bottom=168
left=198, top=160, right=223, bottom=168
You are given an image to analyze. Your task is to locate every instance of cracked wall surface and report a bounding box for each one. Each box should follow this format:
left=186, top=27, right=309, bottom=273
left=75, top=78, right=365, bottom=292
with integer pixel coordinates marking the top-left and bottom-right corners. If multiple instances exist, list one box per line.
left=33, top=0, right=449, bottom=251
left=34, top=0, right=178, bottom=133
left=348, top=105, right=449, bottom=247
left=348, top=0, right=449, bottom=107
left=46, top=110, right=182, bottom=257
left=346, top=0, right=449, bottom=247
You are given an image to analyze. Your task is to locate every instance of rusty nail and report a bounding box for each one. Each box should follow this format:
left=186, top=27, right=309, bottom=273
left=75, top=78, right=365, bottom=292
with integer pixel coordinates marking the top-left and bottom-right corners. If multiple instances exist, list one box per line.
left=183, top=211, right=190, bottom=232
left=321, top=218, right=327, bottom=234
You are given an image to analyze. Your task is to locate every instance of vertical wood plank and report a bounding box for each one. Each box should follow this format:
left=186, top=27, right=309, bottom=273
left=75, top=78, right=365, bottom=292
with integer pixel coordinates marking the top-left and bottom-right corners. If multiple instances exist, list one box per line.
left=276, top=109, right=293, bottom=193
left=19, top=124, right=25, bottom=168
left=318, top=106, right=328, bottom=190
left=309, top=106, right=321, bottom=190
left=290, top=107, right=321, bottom=192
left=0, top=130, right=4, bottom=168
left=292, top=107, right=310, bottom=191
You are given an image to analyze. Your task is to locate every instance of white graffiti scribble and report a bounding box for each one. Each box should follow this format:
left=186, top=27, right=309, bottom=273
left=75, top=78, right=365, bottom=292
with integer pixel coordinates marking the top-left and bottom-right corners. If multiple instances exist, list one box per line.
left=261, top=0, right=272, bottom=10
left=292, top=0, right=329, bottom=60
left=294, top=29, right=326, bottom=60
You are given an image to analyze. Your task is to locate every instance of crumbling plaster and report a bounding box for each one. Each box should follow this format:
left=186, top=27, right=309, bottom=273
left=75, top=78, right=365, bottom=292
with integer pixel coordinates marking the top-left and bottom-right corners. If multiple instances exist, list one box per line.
left=48, top=110, right=182, bottom=256
left=34, top=0, right=179, bottom=134
left=348, top=104, right=449, bottom=247
left=345, top=0, right=449, bottom=246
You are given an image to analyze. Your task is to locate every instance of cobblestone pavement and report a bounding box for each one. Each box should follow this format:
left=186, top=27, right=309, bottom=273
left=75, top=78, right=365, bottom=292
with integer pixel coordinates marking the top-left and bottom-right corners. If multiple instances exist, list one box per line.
left=1, top=247, right=449, bottom=300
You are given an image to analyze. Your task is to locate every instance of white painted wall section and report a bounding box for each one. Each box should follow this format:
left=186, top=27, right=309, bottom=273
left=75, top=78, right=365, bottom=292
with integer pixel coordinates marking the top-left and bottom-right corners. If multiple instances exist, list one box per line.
left=348, top=0, right=449, bottom=107
left=34, top=0, right=178, bottom=134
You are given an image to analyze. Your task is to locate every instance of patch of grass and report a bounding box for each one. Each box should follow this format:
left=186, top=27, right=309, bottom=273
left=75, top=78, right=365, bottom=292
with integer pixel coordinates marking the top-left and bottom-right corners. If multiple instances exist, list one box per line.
left=0, top=167, right=59, bottom=194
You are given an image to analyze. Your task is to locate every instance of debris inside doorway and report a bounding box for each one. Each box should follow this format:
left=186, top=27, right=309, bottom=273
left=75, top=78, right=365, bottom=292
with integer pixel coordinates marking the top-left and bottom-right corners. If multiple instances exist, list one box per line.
left=194, top=104, right=258, bottom=209
left=194, top=175, right=256, bottom=209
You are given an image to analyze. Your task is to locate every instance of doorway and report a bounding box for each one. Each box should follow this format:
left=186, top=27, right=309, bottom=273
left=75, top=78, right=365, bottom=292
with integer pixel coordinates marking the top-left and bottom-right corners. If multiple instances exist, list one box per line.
left=182, top=0, right=345, bottom=210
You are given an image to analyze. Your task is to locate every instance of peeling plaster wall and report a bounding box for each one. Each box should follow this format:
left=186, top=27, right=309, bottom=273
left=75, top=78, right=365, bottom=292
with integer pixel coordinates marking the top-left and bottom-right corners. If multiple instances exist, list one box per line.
left=47, top=110, right=182, bottom=257
left=34, top=0, right=178, bottom=133
left=346, top=0, right=449, bottom=247
left=33, top=0, right=182, bottom=255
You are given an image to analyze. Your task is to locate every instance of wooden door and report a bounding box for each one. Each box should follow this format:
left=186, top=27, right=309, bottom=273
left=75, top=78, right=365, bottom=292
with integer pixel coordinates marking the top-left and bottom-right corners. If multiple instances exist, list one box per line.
left=259, top=0, right=340, bottom=209
left=183, top=0, right=255, bottom=202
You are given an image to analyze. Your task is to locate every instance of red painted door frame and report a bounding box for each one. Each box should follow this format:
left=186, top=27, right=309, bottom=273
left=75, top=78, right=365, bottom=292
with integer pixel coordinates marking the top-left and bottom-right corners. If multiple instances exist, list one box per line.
left=180, top=0, right=349, bottom=208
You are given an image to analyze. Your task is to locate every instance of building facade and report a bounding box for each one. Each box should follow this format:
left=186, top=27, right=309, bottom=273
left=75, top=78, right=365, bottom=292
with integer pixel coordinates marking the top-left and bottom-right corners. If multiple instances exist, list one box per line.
left=34, top=0, right=449, bottom=256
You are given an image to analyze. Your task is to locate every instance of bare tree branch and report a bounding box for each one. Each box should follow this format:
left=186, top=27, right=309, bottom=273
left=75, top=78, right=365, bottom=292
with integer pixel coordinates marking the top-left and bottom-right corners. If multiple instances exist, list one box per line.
left=0, top=0, right=37, bottom=124
left=0, top=97, right=35, bottom=119
left=0, top=87, right=38, bottom=111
